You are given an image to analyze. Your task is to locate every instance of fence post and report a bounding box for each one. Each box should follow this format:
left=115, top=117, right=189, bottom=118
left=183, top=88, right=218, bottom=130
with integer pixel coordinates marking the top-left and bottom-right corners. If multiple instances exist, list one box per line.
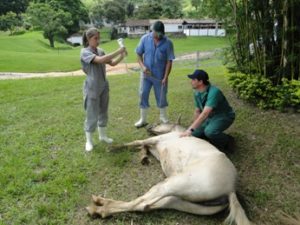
left=196, top=51, right=200, bottom=68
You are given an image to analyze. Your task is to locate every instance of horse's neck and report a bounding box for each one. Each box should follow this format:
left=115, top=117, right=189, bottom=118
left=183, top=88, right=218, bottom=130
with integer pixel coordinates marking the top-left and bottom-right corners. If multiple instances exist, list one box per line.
left=173, top=125, right=186, bottom=132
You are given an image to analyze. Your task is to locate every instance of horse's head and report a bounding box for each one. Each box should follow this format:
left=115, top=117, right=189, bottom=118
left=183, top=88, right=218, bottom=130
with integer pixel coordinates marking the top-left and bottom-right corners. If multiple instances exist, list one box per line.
left=146, top=116, right=185, bottom=135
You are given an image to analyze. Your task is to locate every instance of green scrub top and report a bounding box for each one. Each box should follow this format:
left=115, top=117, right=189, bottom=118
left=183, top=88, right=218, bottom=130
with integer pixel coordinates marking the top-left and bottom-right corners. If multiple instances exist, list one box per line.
left=194, top=85, right=235, bottom=118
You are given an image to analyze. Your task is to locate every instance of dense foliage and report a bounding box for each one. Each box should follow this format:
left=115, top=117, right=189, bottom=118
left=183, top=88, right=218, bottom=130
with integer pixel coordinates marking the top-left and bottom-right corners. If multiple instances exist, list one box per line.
left=0, top=0, right=87, bottom=36
left=0, top=11, right=22, bottom=35
left=227, top=0, right=300, bottom=84
left=196, top=0, right=300, bottom=110
left=88, top=0, right=183, bottom=21
left=0, top=0, right=29, bottom=16
left=229, top=73, right=300, bottom=111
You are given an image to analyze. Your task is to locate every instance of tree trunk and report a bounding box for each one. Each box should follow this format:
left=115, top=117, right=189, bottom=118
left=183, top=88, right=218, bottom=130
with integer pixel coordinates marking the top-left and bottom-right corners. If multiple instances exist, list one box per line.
left=49, top=36, right=55, bottom=48
left=290, top=0, right=295, bottom=80
left=229, top=0, right=244, bottom=69
left=280, top=0, right=288, bottom=82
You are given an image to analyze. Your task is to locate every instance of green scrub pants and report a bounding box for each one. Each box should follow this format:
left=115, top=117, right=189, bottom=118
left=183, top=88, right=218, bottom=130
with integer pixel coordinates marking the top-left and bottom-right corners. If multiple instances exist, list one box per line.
left=192, top=114, right=235, bottom=150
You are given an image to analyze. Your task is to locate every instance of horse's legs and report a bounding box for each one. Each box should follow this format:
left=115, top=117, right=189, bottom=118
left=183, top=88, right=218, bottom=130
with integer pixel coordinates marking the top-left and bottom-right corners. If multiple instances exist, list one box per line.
left=148, top=146, right=160, bottom=161
left=87, top=195, right=227, bottom=218
left=125, top=136, right=162, bottom=161
left=87, top=172, right=224, bottom=218
left=149, top=196, right=227, bottom=215
left=87, top=180, right=170, bottom=218
left=124, top=136, right=160, bottom=147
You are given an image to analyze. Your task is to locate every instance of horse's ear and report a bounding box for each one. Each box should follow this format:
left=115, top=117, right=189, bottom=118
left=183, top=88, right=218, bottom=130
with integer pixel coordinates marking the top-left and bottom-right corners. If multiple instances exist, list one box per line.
left=176, top=115, right=182, bottom=125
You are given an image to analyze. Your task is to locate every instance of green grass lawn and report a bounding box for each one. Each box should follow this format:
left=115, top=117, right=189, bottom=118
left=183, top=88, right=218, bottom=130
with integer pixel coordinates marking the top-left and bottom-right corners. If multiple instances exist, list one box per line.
left=0, top=31, right=228, bottom=73
left=0, top=63, right=299, bottom=225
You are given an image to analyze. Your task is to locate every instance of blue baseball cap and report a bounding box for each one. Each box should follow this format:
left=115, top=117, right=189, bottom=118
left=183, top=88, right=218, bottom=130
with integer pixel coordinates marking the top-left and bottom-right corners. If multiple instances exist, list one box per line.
left=187, top=69, right=209, bottom=82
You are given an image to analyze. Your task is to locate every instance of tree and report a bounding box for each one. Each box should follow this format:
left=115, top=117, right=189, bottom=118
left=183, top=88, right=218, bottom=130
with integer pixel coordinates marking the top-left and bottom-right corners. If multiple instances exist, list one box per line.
left=0, top=11, right=21, bottom=34
left=126, top=2, right=135, bottom=18
left=89, top=3, right=104, bottom=28
left=135, top=2, right=163, bottom=19
left=191, top=0, right=202, bottom=11
left=26, top=3, right=72, bottom=47
left=134, top=0, right=183, bottom=19
left=194, top=0, right=232, bottom=22
left=49, top=0, right=88, bottom=34
left=161, top=0, right=183, bottom=18
left=103, top=1, right=125, bottom=25
left=0, top=0, right=29, bottom=16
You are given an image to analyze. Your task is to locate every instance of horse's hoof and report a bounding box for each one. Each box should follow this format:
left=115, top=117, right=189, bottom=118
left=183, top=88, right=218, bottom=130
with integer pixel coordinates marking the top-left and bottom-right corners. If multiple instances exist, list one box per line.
left=92, top=195, right=105, bottom=206
left=86, top=205, right=96, bottom=216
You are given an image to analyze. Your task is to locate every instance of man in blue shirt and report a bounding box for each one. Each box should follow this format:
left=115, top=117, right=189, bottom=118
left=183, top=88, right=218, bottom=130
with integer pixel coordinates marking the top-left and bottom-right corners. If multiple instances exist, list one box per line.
left=135, top=21, right=175, bottom=127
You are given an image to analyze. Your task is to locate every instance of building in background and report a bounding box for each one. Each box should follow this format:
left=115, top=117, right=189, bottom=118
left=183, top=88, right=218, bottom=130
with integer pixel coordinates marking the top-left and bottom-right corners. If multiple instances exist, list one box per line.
left=120, top=19, right=225, bottom=38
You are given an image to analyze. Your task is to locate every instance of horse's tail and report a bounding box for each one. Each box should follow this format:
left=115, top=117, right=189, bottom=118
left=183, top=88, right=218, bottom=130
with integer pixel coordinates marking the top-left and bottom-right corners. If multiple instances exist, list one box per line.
left=225, top=192, right=254, bottom=225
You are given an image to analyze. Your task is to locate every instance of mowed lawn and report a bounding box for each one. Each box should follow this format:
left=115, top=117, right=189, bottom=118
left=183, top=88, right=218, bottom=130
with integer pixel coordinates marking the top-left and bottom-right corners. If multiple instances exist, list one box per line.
left=0, top=64, right=299, bottom=225
left=0, top=31, right=228, bottom=73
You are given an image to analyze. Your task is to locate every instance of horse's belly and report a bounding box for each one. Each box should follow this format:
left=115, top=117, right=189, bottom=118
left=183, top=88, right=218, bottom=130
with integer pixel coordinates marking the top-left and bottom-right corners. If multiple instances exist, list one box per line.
left=156, top=139, right=237, bottom=198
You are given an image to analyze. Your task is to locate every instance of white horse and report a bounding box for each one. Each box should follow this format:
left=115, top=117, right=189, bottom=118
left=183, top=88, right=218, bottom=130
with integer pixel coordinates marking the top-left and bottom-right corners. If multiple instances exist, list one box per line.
left=86, top=122, right=253, bottom=225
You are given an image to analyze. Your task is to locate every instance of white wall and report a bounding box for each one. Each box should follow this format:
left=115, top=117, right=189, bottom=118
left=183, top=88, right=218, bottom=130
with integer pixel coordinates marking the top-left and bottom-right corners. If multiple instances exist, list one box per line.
left=67, top=36, right=82, bottom=45
left=164, top=24, right=183, bottom=33
left=183, top=29, right=226, bottom=36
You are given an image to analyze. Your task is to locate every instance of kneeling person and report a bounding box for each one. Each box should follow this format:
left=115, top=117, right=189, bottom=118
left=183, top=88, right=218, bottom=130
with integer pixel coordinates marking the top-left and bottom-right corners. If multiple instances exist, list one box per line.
left=180, top=69, right=235, bottom=151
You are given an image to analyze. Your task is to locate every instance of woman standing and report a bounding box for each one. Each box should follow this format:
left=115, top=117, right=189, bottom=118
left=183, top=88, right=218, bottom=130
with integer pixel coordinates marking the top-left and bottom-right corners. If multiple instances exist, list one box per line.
left=81, top=28, right=126, bottom=151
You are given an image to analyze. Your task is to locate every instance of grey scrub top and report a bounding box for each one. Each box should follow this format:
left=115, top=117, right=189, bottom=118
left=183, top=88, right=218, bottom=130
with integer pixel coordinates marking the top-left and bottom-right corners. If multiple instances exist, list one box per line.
left=80, top=47, right=108, bottom=99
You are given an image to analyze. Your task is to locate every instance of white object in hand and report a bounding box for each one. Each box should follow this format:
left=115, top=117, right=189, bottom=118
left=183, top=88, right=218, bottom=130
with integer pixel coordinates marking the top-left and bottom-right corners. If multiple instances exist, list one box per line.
left=117, top=38, right=125, bottom=48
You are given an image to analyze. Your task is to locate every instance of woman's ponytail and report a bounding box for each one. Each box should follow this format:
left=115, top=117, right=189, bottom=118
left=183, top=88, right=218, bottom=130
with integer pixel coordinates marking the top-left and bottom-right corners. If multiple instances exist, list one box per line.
left=82, top=31, right=88, bottom=47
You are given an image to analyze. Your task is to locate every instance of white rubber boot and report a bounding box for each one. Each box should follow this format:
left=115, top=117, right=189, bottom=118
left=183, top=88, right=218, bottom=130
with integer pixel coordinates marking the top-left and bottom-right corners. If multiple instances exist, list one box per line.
left=159, top=107, right=169, bottom=123
left=85, top=132, right=93, bottom=152
left=98, top=127, right=113, bottom=144
left=134, top=108, right=148, bottom=128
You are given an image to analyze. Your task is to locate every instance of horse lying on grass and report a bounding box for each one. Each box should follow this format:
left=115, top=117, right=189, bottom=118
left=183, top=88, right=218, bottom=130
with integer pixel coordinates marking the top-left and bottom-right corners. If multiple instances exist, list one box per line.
left=86, top=122, right=253, bottom=225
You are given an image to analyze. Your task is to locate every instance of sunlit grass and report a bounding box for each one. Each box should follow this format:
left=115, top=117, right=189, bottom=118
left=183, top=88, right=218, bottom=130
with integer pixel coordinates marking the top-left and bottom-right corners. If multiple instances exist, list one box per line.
left=0, top=63, right=299, bottom=225
left=0, top=31, right=228, bottom=72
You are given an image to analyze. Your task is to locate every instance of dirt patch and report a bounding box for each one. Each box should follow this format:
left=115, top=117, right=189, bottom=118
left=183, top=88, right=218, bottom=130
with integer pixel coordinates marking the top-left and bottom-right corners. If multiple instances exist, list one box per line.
left=0, top=63, right=140, bottom=80
left=174, top=51, right=215, bottom=61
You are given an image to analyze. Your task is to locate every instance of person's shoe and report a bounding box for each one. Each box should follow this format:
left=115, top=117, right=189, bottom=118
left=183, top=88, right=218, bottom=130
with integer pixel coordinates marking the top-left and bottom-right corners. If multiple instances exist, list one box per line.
left=98, top=127, right=113, bottom=144
left=85, top=132, right=93, bottom=152
left=134, top=108, right=148, bottom=128
left=134, top=119, right=148, bottom=128
left=224, top=135, right=235, bottom=153
left=159, top=107, right=169, bottom=124
left=85, top=142, right=93, bottom=152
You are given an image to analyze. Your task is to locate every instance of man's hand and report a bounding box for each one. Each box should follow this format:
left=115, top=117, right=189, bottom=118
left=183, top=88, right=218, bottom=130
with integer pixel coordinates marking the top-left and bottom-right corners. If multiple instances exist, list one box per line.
left=180, top=129, right=192, bottom=138
left=143, top=66, right=151, bottom=75
left=162, top=76, right=168, bottom=86
left=122, top=48, right=128, bottom=57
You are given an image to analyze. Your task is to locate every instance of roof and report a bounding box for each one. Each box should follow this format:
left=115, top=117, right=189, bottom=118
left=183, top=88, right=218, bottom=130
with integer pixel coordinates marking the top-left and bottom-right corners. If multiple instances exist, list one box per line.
left=125, top=19, right=150, bottom=26
left=150, top=19, right=184, bottom=24
left=125, top=19, right=220, bottom=27
left=183, top=19, right=219, bottom=24
left=68, top=33, right=82, bottom=37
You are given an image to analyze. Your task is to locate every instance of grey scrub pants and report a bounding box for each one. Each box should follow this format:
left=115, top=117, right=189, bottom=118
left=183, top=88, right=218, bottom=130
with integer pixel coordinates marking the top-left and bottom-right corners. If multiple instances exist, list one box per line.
left=84, top=86, right=109, bottom=132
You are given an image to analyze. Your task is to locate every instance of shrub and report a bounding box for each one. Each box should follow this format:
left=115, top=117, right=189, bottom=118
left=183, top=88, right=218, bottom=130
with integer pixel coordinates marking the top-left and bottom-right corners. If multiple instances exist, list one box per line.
left=229, top=73, right=300, bottom=111
left=10, top=26, right=26, bottom=35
